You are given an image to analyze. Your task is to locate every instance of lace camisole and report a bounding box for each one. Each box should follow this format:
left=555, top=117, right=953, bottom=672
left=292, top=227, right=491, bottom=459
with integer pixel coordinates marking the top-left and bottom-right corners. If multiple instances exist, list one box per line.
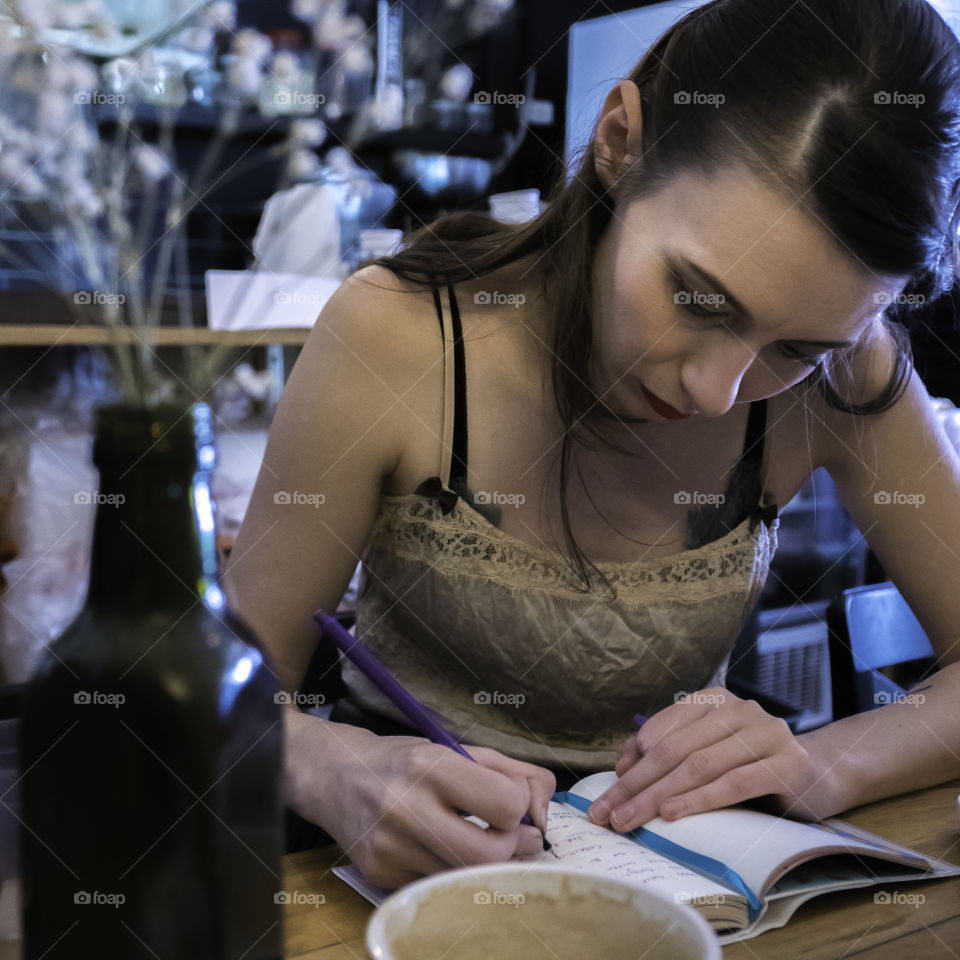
left=342, top=279, right=781, bottom=772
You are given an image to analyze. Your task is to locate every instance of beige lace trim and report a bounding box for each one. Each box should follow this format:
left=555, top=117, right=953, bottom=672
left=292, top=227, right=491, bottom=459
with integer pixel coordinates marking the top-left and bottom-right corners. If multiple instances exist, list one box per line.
left=367, top=493, right=779, bottom=608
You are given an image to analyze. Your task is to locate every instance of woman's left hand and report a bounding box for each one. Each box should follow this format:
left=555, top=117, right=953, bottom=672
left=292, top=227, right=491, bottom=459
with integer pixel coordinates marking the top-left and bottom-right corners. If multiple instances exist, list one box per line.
left=586, top=688, right=840, bottom=831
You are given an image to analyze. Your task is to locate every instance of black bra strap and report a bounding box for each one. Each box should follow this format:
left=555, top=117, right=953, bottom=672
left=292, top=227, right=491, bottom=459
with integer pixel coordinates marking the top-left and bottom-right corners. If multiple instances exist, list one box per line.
left=742, top=398, right=778, bottom=526
left=446, top=283, right=469, bottom=488
left=428, top=279, right=469, bottom=490
left=741, top=397, right=768, bottom=473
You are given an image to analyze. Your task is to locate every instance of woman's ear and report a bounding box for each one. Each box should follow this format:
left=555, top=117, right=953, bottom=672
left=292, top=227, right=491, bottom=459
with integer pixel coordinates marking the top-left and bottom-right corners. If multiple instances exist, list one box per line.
left=594, top=79, right=645, bottom=192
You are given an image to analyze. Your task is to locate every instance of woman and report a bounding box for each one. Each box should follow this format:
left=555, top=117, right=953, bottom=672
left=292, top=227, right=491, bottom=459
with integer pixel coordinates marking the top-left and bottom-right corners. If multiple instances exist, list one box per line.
left=226, top=0, right=960, bottom=889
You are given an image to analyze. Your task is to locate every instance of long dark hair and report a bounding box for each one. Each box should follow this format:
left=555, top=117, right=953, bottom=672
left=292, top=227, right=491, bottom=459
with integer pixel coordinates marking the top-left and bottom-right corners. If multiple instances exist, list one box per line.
left=366, top=0, right=960, bottom=591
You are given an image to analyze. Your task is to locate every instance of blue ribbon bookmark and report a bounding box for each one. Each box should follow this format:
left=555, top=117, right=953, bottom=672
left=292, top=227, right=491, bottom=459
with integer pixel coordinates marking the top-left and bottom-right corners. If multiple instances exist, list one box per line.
left=552, top=790, right=764, bottom=924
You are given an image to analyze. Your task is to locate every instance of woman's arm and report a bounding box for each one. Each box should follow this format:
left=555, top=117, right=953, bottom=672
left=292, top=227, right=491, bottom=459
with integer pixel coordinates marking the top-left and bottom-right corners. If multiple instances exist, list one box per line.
left=799, top=358, right=960, bottom=812
left=223, top=268, right=410, bottom=692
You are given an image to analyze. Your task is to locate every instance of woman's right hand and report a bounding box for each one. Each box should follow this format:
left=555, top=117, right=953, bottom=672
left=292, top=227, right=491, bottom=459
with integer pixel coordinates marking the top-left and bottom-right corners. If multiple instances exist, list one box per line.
left=284, top=708, right=557, bottom=888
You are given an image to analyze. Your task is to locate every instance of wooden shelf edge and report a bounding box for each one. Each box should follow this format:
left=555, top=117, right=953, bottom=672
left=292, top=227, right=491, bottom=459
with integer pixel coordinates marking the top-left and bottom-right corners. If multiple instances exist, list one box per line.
left=0, top=324, right=311, bottom=347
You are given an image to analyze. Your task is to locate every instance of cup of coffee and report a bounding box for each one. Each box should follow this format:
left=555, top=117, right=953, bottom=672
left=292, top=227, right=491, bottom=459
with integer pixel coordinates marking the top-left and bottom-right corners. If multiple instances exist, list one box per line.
left=365, top=863, right=721, bottom=960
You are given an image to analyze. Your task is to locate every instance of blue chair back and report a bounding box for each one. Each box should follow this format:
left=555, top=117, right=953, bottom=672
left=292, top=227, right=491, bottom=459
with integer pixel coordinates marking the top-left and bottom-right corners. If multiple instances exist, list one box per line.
left=828, top=583, right=937, bottom=719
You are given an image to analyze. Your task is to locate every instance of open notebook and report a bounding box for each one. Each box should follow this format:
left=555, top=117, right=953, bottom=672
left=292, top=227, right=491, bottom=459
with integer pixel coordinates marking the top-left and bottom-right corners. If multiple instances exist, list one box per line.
left=333, top=771, right=960, bottom=944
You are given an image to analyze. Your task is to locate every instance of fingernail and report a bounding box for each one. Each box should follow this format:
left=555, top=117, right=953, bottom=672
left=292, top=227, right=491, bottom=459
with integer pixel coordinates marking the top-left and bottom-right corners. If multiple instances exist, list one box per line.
left=587, top=802, right=606, bottom=823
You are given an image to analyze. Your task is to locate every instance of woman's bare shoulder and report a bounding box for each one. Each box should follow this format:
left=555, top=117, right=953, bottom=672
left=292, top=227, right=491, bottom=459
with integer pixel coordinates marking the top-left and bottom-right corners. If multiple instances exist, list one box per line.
left=305, top=265, right=442, bottom=376
left=338, top=263, right=439, bottom=323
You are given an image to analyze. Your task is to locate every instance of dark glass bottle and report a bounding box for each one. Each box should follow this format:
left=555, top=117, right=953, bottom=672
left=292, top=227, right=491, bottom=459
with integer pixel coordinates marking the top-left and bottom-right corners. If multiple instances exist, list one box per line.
left=19, top=403, right=284, bottom=959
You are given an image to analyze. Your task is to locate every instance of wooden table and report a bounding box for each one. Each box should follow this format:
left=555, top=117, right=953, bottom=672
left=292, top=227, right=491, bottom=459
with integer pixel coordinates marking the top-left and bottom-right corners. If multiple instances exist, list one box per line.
left=282, top=779, right=960, bottom=958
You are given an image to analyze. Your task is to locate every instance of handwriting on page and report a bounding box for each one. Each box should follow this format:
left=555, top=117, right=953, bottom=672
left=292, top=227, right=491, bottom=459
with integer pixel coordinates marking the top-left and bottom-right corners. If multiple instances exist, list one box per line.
left=534, top=803, right=732, bottom=901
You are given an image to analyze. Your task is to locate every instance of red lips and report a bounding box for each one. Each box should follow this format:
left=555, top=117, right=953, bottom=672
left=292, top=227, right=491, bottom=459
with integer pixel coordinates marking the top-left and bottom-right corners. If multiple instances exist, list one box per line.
left=640, top=385, right=692, bottom=420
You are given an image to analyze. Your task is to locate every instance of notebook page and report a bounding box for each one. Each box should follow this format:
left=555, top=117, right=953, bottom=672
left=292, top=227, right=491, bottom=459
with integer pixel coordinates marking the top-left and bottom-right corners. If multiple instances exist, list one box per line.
left=628, top=807, right=933, bottom=896
left=569, top=771, right=932, bottom=898
left=536, top=801, right=740, bottom=907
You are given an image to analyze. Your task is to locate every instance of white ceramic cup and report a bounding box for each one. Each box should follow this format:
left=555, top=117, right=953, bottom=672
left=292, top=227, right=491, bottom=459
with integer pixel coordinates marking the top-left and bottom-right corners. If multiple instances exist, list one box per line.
left=366, top=862, right=721, bottom=960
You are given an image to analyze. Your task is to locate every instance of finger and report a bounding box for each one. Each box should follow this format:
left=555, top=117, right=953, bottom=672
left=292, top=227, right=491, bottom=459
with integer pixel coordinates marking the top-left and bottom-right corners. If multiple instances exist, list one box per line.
left=513, top=824, right=548, bottom=859
left=589, top=714, right=736, bottom=824
left=468, top=747, right=556, bottom=832
left=400, top=746, right=531, bottom=834
left=614, top=736, right=642, bottom=778
left=651, top=760, right=780, bottom=821
left=607, top=729, right=781, bottom=832
left=404, top=796, right=532, bottom=869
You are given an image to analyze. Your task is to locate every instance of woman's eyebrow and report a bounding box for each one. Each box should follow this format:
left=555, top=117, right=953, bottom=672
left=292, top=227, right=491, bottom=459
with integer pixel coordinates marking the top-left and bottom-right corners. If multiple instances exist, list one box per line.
left=674, top=256, right=857, bottom=349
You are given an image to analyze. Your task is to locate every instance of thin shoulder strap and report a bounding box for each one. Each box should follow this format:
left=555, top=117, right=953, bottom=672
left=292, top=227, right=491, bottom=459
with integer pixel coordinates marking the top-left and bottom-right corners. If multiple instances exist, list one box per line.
left=429, top=281, right=455, bottom=489
left=742, top=397, right=778, bottom=523
left=428, top=281, right=469, bottom=490
left=446, top=283, right=469, bottom=489
left=741, top=397, right=768, bottom=473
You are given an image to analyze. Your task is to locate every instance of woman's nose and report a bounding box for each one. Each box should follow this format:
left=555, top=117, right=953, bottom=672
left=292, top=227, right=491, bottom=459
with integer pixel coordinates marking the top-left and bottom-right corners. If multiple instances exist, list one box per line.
left=680, top=342, right=757, bottom=417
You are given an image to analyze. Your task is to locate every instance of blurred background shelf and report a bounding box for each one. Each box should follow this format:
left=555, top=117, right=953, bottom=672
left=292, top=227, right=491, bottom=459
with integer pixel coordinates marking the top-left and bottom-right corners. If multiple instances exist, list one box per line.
left=0, top=324, right=310, bottom=347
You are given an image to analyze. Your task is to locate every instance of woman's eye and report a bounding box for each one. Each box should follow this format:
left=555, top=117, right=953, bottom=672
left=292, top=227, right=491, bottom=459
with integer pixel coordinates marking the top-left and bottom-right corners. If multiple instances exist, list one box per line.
left=670, top=276, right=831, bottom=367
left=779, top=344, right=827, bottom=366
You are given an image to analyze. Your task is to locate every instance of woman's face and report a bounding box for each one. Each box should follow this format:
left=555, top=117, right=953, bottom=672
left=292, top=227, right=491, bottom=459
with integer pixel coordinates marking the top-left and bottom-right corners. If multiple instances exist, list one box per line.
left=590, top=163, right=909, bottom=420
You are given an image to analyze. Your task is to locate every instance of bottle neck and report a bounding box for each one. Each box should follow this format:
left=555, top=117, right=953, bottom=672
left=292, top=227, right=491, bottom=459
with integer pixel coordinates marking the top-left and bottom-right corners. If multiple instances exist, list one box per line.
left=86, top=406, right=220, bottom=614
